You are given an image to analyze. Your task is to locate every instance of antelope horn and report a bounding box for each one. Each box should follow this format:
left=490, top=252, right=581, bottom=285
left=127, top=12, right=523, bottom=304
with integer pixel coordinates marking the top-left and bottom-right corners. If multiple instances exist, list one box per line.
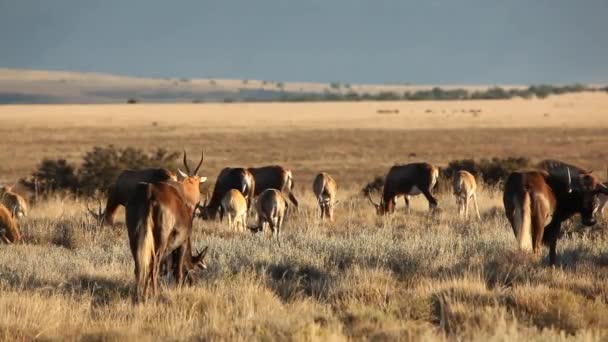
left=182, top=149, right=191, bottom=175
left=365, top=192, right=380, bottom=207
left=1, top=235, right=11, bottom=244
left=86, top=202, right=98, bottom=218
left=193, top=150, right=204, bottom=175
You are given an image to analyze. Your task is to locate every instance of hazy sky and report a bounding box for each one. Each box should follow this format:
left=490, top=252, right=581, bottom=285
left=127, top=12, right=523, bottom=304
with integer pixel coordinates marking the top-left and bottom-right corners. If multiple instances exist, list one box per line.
left=1, top=0, right=607, bottom=84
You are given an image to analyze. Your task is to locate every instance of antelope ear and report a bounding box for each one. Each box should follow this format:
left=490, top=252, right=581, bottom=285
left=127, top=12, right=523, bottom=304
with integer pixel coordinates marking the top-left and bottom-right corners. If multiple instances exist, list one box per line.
left=198, top=176, right=207, bottom=183
left=177, top=169, right=189, bottom=179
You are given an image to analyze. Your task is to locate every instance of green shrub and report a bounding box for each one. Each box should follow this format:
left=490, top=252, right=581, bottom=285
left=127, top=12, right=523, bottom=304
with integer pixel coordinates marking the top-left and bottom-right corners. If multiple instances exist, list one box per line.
left=22, top=159, right=80, bottom=195
left=78, top=145, right=180, bottom=196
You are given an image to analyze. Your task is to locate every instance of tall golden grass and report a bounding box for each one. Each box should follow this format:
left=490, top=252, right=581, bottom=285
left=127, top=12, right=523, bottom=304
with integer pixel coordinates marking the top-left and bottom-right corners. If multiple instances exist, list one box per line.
left=1, top=187, right=607, bottom=340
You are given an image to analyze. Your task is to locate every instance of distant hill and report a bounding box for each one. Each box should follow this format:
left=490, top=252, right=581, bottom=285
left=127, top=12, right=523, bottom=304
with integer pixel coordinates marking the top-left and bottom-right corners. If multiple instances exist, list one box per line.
left=0, top=68, right=535, bottom=104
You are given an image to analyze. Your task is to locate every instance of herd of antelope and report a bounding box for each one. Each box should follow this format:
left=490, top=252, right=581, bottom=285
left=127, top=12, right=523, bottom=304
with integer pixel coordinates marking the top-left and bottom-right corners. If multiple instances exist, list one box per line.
left=2, top=150, right=608, bottom=302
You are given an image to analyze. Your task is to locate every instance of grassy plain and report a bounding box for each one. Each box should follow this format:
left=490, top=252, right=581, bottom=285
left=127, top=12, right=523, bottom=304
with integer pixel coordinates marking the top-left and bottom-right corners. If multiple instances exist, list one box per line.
left=1, top=92, right=608, bottom=340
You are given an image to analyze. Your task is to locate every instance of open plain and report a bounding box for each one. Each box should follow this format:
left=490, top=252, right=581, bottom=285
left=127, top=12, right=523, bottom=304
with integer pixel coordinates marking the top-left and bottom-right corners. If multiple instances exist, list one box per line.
left=1, top=92, right=608, bottom=340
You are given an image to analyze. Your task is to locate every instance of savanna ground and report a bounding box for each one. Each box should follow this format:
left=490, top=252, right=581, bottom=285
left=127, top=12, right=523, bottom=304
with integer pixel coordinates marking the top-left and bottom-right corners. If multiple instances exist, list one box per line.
left=1, top=92, right=608, bottom=340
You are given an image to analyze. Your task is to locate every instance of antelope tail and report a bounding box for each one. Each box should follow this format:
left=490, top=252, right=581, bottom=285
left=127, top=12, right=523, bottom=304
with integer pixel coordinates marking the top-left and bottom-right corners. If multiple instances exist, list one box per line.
left=135, top=200, right=155, bottom=300
left=285, top=172, right=299, bottom=207
left=514, top=191, right=533, bottom=252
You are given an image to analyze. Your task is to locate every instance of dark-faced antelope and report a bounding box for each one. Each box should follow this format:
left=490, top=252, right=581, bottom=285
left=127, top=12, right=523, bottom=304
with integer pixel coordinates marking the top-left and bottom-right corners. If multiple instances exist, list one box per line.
left=126, top=181, right=208, bottom=301
left=366, top=162, right=439, bottom=215
left=89, top=150, right=205, bottom=225
left=312, top=172, right=337, bottom=221
left=0, top=203, right=21, bottom=244
left=220, top=189, right=248, bottom=232
left=452, top=170, right=480, bottom=220
left=503, top=165, right=608, bottom=265
left=0, top=186, right=28, bottom=219
left=252, top=189, right=288, bottom=243
left=248, top=165, right=298, bottom=207
left=200, top=167, right=255, bottom=220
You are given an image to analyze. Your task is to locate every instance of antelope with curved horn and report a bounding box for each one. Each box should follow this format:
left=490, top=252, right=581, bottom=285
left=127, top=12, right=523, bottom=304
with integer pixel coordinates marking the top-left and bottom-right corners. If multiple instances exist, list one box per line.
left=312, top=172, right=337, bottom=221
left=248, top=165, right=298, bottom=207
left=126, top=181, right=208, bottom=302
left=504, top=161, right=608, bottom=265
left=200, top=167, right=255, bottom=220
left=0, top=186, right=28, bottom=219
left=366, top=162, right=439, bottom=215
left=452, top=170, right=481, bottom=220
left=250, top=189, right=288, bottom=244
left=89, top=150, right=206, bottom=225
left=219, top=189, right=248, bottom=232
left=0, top=203, right=21, bottom=244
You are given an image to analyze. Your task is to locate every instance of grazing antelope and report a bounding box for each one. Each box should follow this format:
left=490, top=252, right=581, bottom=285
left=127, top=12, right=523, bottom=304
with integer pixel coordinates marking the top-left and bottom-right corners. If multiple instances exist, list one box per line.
left=312, top=172, right=337, bottom=221
left=89, top=150, right=205, bottom=225
left=200, top=167, right=255, bottom=220
left=452, top=170, right=480, bottom=220
left=248, top=165, right=298, bottom=207
left=161, top=237, right=208, bottom=286
left=504, top=163, right=608, bottom=265
left=0, top=186, right=28, bottom=219
left=252, top=189, right=288, bottom=243
left=366, top=162, right=439, bottom=215
left=126, top=181, right=208, bottom=301
left=0, top=204, right=21, bottom=244
left=219, top=189, right=248, bottom=232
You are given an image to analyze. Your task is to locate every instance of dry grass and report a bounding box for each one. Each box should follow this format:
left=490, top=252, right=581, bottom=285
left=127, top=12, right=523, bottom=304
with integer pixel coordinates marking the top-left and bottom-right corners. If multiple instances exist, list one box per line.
left=1, top=95, right=608, bottom=340
left=1, top=188, right=608, bottom=340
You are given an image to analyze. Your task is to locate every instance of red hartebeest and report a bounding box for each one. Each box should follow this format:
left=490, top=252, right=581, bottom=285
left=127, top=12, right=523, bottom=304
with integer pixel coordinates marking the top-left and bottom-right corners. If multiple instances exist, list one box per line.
left=89, top=150, right=205, bottom=225
left=200, top=167, right=255, bottom=220
left=248, top=165, right=298, bottom=207
left=366, top=162, right=439, bottom=215
left=126, top=181, right=208, bottom=302
left=312, top=172, right=337, bottom=221
left=452, top=170, right=481, bottom=220
left=503, top=163, right=608, bottom=265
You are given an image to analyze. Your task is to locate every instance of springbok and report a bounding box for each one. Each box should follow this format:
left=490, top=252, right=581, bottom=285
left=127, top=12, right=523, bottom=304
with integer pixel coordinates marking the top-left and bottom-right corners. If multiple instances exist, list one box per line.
left=0, top=204, right=21, bottom=244
left=452, top=170, right=481, bottom=220
left=219, top=189, right=248, bottom=232
left=248, top=165, right=298, bottom=207
left=89, top=150, right=205, bottom=225
left=251, top=189, right=288, bottom=243
left=366, top=162, right=439, bottom=215
left=503, top=165, right=608, bottom=265
left=126, top=181, right=208, bottom=301
left=0, top=186, right=28, bottom=219
left=312, top=172, right=337, bottom=221
left=200, top=167, right=255, bottom=220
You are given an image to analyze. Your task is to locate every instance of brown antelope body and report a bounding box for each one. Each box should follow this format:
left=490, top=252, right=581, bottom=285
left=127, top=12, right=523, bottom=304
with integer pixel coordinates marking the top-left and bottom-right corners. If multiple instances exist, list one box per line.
left=253, top=189, right=288, bottom=242
left=200, top=167, right=254, bottom=220
left=90, top=150, right=205, bottom=225
left=452, top=170, right=480, bottom=219
left=126, top=181, right=208, bottom=301
left=367, top=162, right=439, bottom=215
left=248, top=165, right=298, bottom=207
left=0, top=204, right=21, bottom=244
left=312, top=172, right=337, bottom=221
left=0, top=186, right=28, bottom=219
left=219, top=189, right=248, bottom=232
left=503, top=163, right=608, bottom=265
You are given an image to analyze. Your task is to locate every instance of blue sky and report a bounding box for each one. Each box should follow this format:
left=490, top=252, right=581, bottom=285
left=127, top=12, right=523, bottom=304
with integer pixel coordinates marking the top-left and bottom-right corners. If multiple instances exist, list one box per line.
left=1, top=0, right=607, bottom=84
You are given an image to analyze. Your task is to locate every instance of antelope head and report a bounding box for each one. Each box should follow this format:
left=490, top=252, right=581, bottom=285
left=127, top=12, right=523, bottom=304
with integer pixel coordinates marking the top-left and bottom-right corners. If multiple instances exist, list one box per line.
left=365, top=192, right=385, bottom=215
left=191, top=246, right=209, bottom=271
left=86, top=198, right=105, bottom=225
left=178, top=150, right=208, bottom=205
